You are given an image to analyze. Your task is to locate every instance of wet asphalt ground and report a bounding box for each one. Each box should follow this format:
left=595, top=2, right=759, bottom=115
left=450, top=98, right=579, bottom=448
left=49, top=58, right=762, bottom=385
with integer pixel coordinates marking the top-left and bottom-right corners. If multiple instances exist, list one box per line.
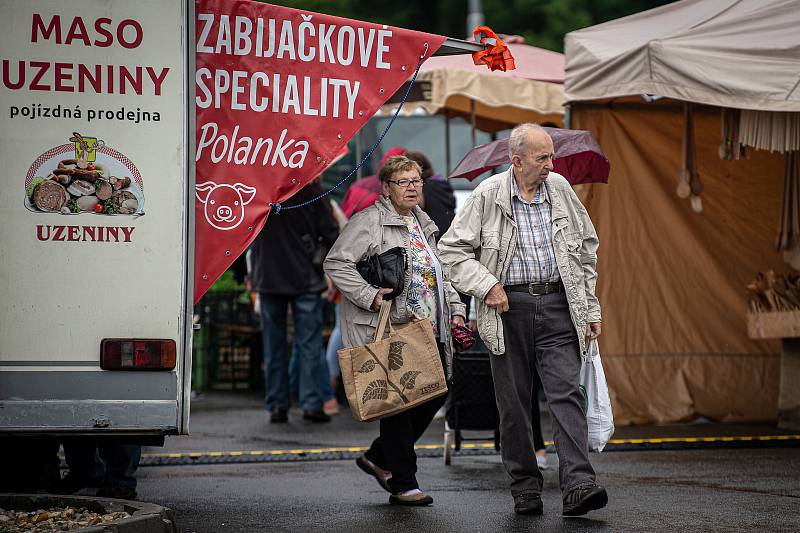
left=138, top=392, right=800, bottom=532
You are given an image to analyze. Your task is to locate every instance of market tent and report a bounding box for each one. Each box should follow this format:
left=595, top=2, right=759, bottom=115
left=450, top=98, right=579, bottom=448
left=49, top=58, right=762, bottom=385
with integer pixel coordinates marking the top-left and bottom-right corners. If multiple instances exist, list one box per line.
left=566, top=0, right=800, bottom=113
left=382, top=43, right=566, bottom=132
left=564, top=0, right=800, bottom=425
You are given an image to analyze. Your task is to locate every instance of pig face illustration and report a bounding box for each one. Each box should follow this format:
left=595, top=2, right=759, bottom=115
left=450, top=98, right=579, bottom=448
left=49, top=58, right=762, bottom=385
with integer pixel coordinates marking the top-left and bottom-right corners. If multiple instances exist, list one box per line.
left=195, top=181, right=257, bottom=231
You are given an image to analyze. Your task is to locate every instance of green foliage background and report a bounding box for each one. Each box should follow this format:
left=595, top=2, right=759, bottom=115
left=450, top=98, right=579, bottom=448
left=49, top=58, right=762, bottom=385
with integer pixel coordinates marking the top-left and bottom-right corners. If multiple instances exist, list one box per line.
left=267, top=0, right=673, bottom=52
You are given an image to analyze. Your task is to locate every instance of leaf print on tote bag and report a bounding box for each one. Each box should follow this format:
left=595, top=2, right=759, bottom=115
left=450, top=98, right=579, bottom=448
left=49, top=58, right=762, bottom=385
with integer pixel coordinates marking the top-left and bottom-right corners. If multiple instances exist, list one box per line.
left=362, top=380, right=388, bottom=403
left=358, top=360, right=377, bottom=374
left=388, top=341, right=406, bottom=370
left=400, top=370, right=422, bottom=390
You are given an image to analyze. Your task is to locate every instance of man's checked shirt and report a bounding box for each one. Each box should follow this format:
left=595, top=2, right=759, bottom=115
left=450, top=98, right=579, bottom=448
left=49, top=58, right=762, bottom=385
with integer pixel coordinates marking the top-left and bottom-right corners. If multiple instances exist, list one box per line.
left=505, top=176, right=560, bottom=285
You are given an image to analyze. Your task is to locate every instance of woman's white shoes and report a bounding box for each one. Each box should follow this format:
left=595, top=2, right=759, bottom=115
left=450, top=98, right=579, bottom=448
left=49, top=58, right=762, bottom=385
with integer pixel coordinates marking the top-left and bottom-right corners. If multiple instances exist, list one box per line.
left=389, top=489, right=434, bottom=506
left=356, top=455, right=392, bottom=493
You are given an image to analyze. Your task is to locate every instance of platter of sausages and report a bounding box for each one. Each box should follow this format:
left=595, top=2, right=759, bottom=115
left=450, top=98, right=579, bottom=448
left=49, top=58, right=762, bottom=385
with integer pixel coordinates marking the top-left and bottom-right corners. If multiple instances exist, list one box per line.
left=24, top=144, right=145, bottom=216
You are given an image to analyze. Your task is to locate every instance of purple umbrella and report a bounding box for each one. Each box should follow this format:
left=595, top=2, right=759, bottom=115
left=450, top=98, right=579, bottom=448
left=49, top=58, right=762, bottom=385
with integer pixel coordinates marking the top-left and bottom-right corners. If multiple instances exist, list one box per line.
left=448, top=128, right=610, bottom=185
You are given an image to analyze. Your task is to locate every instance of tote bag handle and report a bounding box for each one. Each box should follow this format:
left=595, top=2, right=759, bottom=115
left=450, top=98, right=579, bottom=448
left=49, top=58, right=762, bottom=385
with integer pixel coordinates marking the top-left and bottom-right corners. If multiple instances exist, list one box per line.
left=372, top=299, right=395, bottom=342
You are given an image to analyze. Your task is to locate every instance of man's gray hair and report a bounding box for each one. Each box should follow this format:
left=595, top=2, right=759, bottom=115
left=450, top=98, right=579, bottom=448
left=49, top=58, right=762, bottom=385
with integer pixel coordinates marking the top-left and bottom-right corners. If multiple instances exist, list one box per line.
left=508, top=123, right=546, bottom=159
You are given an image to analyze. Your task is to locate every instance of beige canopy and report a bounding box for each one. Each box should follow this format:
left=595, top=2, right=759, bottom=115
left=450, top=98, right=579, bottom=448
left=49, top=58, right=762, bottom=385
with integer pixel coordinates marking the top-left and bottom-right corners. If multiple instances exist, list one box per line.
left=381, top=43, right=566, bottom=131
left=564, top=0, right=800, bottom=425
left=565, top=0, right=800, bottom=113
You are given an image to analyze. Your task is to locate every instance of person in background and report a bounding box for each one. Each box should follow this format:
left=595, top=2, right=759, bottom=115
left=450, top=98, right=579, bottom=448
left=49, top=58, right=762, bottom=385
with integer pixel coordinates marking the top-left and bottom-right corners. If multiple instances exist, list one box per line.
left=322, top=197, right=349, bottom=414
left=250, top=182, right=340, bottom=423
left=322, top=279, right=344, bottom=414
left=287, top=198, right=344, bottom=415
left=247, top=251, right=337, bottom=413
left=95, top=444, right=142, bottom=499
left=53, top=439, right=103, bottom=495
left=406, top=151, right=456, bottom=236
left=52, top=440, right=141, bottom=500
left=287, top=334, right=338, bottom=415
left=287, top=198, right=352, bottom=415
left=288, top=297, right=338, bottom=415
left=340, top=147, right=407, bottom=218
left=325, top=156, right=466, bottom=506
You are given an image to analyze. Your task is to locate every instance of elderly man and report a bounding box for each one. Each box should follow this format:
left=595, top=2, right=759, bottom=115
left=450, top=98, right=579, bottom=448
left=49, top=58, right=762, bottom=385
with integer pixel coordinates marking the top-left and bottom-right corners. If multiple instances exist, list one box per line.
left=438, top=123, right=606, bottom=516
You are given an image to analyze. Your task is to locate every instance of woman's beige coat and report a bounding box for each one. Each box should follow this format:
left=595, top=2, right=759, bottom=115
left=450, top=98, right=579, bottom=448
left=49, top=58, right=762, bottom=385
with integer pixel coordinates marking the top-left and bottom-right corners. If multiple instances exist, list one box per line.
left=324, top=196, right=466, bottom=374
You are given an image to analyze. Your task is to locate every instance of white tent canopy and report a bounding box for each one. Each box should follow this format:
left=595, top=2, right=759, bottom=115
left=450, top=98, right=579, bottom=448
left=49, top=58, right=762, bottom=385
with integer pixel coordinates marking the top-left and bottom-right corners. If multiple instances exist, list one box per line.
left=565, top=0, right=800, bottom=112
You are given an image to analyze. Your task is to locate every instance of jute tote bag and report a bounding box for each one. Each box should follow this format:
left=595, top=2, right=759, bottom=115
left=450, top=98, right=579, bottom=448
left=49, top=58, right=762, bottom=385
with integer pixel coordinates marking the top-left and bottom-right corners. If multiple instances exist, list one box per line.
left=338, top=300, right=448, bottom=422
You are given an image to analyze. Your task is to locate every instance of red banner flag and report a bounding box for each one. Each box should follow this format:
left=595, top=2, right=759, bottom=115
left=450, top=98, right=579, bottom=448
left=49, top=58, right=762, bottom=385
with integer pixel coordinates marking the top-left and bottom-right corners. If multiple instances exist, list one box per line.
left=194, top=0, right=445, bottom=301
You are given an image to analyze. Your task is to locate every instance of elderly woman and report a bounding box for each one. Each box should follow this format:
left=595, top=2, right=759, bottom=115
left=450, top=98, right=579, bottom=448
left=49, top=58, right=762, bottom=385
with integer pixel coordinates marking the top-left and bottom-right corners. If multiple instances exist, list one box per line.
left=324, top=156, right=466, bottom=506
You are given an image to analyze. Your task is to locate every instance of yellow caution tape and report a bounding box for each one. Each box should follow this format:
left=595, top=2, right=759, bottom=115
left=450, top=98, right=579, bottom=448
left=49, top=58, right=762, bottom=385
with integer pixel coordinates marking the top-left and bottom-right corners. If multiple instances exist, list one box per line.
left=142, top=434, right=800, bottom=460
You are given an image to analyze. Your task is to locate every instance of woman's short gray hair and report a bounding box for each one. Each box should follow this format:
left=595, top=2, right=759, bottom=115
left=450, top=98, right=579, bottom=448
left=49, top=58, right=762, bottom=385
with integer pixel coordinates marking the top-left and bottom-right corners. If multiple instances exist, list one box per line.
left=508, top=123, right=546, bottom=159
left=378, top=156, right=422, bottom=184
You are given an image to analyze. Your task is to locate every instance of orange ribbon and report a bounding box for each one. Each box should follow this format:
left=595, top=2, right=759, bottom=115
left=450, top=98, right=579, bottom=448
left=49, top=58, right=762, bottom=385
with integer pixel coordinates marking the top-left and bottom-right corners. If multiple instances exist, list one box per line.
left=472, top=26, right=516, bottom=72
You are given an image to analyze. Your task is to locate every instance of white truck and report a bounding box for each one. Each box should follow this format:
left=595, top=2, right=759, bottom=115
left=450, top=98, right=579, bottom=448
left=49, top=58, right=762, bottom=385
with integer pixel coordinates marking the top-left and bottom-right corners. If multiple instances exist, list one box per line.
left=0, top=0, right=194, bottom=441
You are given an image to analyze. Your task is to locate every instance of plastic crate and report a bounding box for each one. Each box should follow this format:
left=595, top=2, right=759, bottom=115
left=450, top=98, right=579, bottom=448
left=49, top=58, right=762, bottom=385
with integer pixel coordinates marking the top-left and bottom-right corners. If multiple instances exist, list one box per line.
left=208, top=324, right=263, bottom=390
left=196, top=290, right=258, bottom=327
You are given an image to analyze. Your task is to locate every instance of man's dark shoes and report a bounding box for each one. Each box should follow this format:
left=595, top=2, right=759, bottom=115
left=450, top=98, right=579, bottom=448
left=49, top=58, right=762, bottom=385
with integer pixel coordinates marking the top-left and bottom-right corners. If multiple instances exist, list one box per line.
left=514, top=493, right=544, bottom=515
left=356, top=455, right=392, bottom=493
left=270, top=409, right=288, bottom=423
left=302, top=410, right=331, bottom=423
left=562, top=484, right=608, bottom=516
left=96, top=485, right=137, bottom=500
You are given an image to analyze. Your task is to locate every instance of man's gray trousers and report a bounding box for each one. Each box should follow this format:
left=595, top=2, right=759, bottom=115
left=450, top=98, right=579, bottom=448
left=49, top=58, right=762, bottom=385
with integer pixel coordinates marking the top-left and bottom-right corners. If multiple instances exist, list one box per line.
left=491, top=289, right=596, bottom=496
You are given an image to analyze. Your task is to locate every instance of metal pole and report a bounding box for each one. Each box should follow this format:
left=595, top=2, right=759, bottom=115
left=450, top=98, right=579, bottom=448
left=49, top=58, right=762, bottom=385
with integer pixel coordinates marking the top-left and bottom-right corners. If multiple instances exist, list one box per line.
left=470, top=99, right=477, bottom=147
left=466, top=0, right=485, bottom=39
left=445, top=112, right=451, bottom=176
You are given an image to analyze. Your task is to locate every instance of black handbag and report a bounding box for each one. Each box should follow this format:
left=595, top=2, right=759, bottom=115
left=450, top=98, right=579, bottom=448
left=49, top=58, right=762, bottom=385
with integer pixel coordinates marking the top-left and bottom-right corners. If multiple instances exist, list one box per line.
left=356, top=246, right=407, bottom=300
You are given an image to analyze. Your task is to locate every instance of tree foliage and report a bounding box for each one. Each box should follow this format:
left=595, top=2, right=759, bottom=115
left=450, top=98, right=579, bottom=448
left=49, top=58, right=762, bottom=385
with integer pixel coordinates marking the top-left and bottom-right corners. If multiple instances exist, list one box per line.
left=483, top=0, right=673, bottom=51
left=268, top=0, right=673, bottom=52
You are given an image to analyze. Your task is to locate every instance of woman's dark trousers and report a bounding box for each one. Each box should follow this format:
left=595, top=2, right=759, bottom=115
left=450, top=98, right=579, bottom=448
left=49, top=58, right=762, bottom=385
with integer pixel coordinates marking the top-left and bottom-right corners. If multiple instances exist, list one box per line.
left=364, top=344, right=448, bottom=493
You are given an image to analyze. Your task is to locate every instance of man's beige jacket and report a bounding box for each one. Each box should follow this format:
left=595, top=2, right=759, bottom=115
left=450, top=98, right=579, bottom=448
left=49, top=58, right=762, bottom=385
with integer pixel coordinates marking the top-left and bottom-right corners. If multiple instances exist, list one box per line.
left=438, top=169, right=601, bottom=356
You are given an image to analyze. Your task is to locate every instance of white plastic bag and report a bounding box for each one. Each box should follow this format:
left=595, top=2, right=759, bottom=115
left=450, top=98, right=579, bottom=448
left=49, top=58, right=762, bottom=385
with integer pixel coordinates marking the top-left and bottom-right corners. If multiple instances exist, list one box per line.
left=580, top=340, right=614, bottom=452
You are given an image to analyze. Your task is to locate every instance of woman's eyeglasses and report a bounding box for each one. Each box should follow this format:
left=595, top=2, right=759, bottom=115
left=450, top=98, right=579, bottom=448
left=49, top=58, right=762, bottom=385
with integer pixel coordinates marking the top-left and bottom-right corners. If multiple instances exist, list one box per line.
left=387, top=178, right=423, bottom=188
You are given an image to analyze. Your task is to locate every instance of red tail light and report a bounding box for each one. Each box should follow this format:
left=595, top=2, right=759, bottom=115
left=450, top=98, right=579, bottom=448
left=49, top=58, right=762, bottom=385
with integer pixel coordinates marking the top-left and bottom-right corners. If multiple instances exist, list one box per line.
left=101, top=339, right=177, bottom=370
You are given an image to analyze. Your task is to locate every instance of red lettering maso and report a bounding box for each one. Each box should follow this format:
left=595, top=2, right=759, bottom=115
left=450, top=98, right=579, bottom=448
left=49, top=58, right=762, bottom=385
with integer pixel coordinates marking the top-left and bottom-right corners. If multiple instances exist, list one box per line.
left=32, top=14, right=143, bottom=49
